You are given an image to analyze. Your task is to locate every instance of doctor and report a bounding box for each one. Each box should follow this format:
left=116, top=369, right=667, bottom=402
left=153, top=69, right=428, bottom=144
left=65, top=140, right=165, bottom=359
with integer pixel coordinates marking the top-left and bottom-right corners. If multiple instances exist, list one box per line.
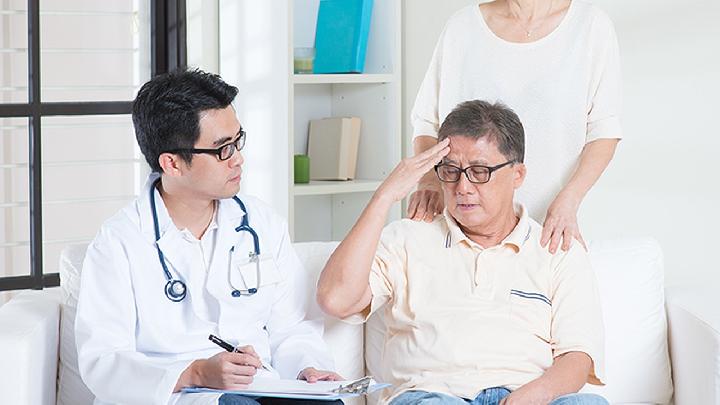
left=75, top=69, right=342, bottom=405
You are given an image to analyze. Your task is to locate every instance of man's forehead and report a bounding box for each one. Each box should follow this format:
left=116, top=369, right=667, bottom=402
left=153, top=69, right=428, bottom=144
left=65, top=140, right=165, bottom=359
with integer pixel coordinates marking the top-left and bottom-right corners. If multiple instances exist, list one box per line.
left=197, top=107, right=242, bottom=146
left=444, top=135, right=500, bottom=162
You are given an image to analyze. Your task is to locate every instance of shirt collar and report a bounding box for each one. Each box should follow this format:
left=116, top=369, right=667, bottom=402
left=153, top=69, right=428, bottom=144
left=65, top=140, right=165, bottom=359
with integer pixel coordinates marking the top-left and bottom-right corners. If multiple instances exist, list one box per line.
left=500, top=203, right=532, bottom=253
left=442, top=202, right=531, bottom=253
left=137, top=173, right=245, bottom=240
left=178, top=201, right=219, bottom=242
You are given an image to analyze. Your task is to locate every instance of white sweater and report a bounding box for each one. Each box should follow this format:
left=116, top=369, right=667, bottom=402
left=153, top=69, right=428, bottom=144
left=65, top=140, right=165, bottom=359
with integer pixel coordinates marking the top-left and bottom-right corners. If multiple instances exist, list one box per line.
left=411, top=0, right=622, bottom=221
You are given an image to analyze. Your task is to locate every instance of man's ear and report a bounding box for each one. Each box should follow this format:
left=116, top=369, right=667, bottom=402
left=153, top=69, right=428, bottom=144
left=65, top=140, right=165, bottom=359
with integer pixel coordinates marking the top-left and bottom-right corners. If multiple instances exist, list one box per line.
left=512, top=162, right=526, bottom=190
left=157, top=153, right=184, bottom=177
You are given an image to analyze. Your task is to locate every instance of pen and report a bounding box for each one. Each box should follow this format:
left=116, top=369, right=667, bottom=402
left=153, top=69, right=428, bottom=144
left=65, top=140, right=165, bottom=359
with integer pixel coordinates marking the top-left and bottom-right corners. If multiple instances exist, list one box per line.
left=208, top=334, right=271, bottom=372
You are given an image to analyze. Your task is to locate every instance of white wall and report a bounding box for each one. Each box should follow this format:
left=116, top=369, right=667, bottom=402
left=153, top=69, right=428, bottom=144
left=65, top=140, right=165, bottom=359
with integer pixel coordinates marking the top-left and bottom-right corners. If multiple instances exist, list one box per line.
left=402, top=0, right=720, bottom=286
left=218, top=0, right=290, bottom=216
left=187, top=0, right=219, bottom=73
left=187, top=1, right=292, bottom=215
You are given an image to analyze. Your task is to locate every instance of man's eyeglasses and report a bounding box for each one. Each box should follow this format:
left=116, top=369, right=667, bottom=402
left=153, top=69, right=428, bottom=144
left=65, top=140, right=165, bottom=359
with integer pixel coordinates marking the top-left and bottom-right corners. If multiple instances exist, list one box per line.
left=166, top=130, right=246, bottom=161
left=434, top=160, right=515, bottom=184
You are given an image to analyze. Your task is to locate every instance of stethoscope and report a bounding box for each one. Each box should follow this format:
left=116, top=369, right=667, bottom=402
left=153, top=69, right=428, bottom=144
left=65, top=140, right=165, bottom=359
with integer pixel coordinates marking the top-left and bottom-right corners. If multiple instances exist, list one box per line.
left=149, top=178, right=261, bottom=302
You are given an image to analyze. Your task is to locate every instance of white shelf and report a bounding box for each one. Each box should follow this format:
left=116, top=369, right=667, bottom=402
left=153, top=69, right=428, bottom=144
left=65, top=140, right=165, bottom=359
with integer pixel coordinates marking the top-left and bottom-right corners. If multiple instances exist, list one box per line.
left=293, top=179, right=383, bottom=196
left=293, top=73, right=394, bottom=85
left=289, top=0, right=401, bottom=241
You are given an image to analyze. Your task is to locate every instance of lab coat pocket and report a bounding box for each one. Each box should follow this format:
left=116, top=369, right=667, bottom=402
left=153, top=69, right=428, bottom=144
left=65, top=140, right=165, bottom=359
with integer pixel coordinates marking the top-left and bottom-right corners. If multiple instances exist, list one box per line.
left=229, top=254, right=283, bottom=294
left=509, top=289, right=552, bottom=343
left=222, top=254, right=284, bottom=326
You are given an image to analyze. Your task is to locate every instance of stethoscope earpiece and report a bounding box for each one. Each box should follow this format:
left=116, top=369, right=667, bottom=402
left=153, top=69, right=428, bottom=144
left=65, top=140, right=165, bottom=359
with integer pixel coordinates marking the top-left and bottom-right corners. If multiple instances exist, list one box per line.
left=230, top=287, right=258, bottom=298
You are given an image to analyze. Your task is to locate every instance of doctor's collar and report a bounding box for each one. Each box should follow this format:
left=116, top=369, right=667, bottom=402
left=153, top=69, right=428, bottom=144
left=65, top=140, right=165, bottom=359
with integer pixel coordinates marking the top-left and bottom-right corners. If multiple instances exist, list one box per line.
left=137, top=173, right=246, bottom=238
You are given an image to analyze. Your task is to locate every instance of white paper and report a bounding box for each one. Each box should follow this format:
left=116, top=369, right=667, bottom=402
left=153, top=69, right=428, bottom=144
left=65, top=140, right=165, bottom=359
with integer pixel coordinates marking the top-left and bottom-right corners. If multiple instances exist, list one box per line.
left=244, top=377, right=381, bottom=395
left=181, top=376, right=391, bottom=399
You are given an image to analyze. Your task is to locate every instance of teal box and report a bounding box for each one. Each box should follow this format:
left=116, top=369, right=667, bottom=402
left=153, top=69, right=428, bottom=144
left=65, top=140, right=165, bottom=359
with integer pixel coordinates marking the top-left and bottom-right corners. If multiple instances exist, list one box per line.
left=313, top=0, right=374, bottom=74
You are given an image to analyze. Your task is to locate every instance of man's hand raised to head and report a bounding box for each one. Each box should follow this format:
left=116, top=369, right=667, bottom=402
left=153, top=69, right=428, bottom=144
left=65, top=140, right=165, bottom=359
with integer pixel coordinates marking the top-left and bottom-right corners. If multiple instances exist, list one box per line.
left=316, top=138, right=449, bottom=320
left=406, top=135, right=446, bottom=222
left=375, top=138, right=450, bottom=206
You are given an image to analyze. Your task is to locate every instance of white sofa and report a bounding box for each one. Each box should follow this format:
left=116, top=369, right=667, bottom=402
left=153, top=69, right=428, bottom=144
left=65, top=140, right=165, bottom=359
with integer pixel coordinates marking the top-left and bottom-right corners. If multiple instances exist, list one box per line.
left=0, top=238, right=719, bottom=405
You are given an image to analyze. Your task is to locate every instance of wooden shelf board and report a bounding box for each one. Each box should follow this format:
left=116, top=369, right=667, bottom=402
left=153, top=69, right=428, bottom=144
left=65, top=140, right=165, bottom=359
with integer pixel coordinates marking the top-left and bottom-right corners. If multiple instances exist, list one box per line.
left=293, top=73, right=394, bottom=85
left=293, top=179, right=383, bottom=196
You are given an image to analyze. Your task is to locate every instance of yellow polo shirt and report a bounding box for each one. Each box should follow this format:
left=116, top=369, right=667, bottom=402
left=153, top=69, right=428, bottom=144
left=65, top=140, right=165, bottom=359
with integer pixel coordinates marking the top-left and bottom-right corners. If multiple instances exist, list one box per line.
left=347, top=204, right=604, bottom=402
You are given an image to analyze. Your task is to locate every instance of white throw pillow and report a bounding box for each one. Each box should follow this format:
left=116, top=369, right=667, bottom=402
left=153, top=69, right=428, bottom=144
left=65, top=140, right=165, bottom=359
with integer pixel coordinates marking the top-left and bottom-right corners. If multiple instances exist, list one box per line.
left=293, top=242, right=365, bottom=383
left=582, top=237, right=673, bottom=404
left=58, top=243, right=95, bottom=405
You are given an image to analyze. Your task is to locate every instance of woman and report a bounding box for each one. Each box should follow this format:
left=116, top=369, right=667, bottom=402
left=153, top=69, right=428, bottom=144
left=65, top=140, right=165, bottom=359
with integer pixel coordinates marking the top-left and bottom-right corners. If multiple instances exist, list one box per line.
left=408, top=0, right=621, bottom=254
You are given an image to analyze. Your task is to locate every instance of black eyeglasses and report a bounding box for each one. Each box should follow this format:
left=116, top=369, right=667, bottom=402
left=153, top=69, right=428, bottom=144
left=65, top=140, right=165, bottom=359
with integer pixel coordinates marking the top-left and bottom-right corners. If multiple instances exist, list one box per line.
left=434, top=160, right=515, bottom=184
left=166, top=130, right=246, bottom=161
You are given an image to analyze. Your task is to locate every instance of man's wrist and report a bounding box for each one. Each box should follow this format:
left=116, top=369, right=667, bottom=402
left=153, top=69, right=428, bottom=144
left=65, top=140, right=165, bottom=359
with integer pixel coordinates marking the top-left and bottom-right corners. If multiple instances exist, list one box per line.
left=175, top=360, right=202, bottom=392
left=186, top=360, right=204, bottom=387
left=297, top=366, right=311, bottom=380
left=525, top=378, right=558, bottom=403
left=370, top=191, right=395, bottom=212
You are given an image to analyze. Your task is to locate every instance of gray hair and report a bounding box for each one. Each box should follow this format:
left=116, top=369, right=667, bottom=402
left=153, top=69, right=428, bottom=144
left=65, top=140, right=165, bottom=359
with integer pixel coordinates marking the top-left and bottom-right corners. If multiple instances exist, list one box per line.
left=437, top=100, right=525, bottom=163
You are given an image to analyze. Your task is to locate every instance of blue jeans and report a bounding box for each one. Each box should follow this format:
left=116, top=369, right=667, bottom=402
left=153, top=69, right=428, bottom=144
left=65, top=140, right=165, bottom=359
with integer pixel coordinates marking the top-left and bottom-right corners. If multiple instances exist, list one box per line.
left=219, top=394, right=344, bottom=405
left=389, top=388, right=608, bottom=405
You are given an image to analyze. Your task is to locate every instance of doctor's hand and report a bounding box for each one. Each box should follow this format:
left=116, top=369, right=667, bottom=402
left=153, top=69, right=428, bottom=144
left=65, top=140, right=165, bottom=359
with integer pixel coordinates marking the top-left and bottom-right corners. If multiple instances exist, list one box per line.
left=375, top=138, right=449, bottom=205
left=175, top=348, right=263, bottom=391
left=297, top=367, right=344, bottom=383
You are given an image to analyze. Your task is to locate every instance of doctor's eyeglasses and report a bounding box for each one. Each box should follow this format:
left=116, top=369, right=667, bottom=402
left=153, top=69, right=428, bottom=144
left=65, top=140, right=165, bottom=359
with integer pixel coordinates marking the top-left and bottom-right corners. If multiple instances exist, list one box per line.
left=167, top=130, right=246, bottom=161
left=434, top=160, right=515, bottom=184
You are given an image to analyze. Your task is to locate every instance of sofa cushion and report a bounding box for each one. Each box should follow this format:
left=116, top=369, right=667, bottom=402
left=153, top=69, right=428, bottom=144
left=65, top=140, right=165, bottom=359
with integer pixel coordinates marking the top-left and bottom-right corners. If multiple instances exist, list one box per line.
left=666, top=284, right=720, bottom=405
left=581, top=238, right=673, bottom=404
left=293, top=242, right=365, bottom=384
left=0, top=289, right=62, bottom=405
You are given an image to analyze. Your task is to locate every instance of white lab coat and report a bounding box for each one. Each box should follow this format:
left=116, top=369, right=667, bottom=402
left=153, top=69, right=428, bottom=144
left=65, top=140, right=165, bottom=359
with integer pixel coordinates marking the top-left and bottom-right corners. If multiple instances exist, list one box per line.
left=75, top=174, right=334, bottom=405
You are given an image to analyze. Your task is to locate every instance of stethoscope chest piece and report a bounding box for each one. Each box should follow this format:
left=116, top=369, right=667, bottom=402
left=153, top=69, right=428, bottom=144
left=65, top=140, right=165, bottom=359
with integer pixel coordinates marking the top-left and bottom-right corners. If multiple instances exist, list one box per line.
left=165, top=279, right=187, bottom=302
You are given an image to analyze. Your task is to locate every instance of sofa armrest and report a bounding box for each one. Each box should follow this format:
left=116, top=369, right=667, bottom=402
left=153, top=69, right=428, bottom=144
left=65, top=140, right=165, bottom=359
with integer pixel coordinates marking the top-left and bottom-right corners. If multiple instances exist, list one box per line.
left=666, top=285, right=720, bottom=405
left=0, top=288, right=62, bottom=405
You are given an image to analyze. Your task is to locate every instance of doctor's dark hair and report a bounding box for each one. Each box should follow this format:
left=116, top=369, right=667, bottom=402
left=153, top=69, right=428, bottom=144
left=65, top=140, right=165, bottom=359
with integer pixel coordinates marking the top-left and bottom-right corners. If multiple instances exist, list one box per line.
left=437, top=100, right=525, bottom=163
left=132, top=68, right=239, bottom=172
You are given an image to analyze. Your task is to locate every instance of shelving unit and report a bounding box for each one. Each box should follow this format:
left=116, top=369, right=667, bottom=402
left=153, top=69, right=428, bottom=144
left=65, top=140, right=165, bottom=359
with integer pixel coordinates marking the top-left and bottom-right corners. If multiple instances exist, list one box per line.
left=289, top=0, right=402, bottom=242
left=292, top=73, right=394, bottom=85
left=293, top=179, right=384, bottom=196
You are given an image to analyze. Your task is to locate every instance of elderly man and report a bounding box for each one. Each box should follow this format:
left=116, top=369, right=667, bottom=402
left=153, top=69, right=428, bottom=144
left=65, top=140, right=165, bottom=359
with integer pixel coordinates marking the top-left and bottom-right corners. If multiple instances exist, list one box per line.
left=317, top=100, right=607, bottom=405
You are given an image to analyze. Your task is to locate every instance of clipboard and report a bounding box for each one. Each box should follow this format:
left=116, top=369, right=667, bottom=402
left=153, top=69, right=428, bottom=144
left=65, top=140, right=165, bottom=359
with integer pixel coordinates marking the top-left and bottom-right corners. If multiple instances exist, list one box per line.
left=182, top=376, right=391, bottom=401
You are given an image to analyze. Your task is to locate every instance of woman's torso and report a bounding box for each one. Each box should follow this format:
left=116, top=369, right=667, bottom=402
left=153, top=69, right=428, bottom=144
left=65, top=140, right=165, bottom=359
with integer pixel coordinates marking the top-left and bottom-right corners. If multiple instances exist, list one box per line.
left=432, top=0, right=616, bottom=220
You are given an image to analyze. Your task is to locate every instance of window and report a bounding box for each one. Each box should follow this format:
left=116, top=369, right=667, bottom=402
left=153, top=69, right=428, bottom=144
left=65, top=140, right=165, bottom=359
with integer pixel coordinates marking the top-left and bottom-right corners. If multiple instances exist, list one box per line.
left=0, top=0, right=187, bottom=298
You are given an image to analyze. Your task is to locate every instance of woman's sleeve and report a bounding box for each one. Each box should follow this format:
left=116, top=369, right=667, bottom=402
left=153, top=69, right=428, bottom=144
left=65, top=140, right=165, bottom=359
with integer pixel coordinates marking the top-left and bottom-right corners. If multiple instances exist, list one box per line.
left=410, top=28, right=448, bottom=140
left=586, top=17, right=623, bottom=143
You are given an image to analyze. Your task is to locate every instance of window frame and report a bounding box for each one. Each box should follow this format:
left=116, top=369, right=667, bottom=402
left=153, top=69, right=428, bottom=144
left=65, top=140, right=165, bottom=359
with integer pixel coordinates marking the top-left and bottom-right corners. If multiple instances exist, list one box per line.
left=0, top=0, right=187, bottom=291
